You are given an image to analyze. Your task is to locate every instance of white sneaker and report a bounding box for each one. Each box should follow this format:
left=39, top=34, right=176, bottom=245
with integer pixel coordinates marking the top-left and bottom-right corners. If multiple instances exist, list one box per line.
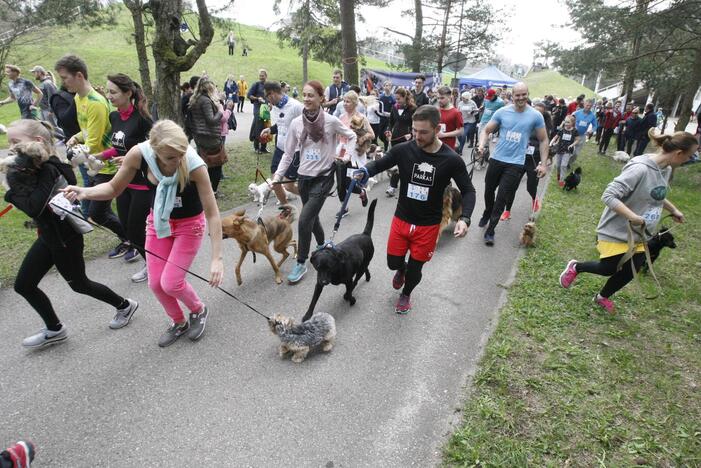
left=131, top=264, right=148, bottom=283
left=385, top=187, right=396, bottom=197
left=22, top=325, right=68, bottom=348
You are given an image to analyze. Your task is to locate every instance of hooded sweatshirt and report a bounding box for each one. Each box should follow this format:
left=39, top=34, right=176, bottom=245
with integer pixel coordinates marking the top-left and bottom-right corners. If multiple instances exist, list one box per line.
left=597, top=154, right=671, bottom=243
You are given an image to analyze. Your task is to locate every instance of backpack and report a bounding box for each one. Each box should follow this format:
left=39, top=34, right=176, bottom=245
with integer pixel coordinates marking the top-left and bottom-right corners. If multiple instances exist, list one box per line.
left=45, top=155, right=77, bottom=185
left=49, top=90, right=80, bottom=142
left=259, top=103, right=270, bottom=121
left=227, top=111, right=237, bottom=131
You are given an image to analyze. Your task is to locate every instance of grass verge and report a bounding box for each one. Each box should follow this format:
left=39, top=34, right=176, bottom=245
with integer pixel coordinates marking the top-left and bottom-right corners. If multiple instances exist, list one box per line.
left=0, top=139, right=259, bottom=288
left=524, top=70, right=597, bottom=100
left=444, top=142, right=701, bottom=466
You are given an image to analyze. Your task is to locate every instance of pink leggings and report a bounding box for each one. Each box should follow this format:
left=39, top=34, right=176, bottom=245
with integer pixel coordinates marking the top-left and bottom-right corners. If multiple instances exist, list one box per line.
left=146, top=212, right=206, bottom=323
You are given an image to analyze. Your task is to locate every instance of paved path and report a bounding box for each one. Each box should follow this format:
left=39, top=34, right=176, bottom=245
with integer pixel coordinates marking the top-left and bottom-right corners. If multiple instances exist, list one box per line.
left=1, top=138, right=534, bottom=467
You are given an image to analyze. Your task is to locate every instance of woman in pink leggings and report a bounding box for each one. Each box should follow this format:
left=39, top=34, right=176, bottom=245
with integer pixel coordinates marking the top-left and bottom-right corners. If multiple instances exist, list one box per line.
left=64, top=120, right=224, bottom=347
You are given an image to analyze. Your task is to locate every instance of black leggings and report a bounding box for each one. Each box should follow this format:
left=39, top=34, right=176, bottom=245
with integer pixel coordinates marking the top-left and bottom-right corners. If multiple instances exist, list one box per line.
left=482, top=159, right=526, bottom=235
left=116, top=187, right=152, bottom=258
left=370, top=123, right=382, bottom=145
left=599, top=128, right=615, bottom=153
left=505, top=155, right=539, bottom=211
left=208, top=165, right=223, bottom=193
left=335, top=161, right=362, bottom=200
left=575, top=252, right=646, bottom=298
left=14, top=235, right=125, bottom=330
left=296, top=172, right=335, bottom=263
left=388, top=255, right=424, bottom=296
left=89, top=173, right=127, bottom=239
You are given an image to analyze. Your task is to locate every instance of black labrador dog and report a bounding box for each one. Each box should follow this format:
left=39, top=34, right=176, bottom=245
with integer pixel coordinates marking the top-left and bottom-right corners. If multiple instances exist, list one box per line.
left=303, top=199, right=377, bottom=322
left=563, top=167, right=582, bottom=191
left=642, top=227, right=676, bottom=272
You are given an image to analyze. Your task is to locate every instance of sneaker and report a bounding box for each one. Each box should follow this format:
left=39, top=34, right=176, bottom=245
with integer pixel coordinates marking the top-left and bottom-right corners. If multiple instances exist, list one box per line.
left=108, top=242, right=129, bottom=259
left=336, top=208, right=349, bottom=218
left=500, top=210, right=511, bottom=221
left=131, top=265, right=148, bottom=283
left=385, top=187, right=396, bottom=197
left=4, top=440, right=35, bottom=467
left=559, top=259, right=578, bottom=288
left=287, top=262, right=307, bottom=284
left=395, top=294, right=412, bottom=315
left=594, top=294, right=615, bottom=314
left=558, top=180, right=565, bottom=188
left=158, top=321, right=190, bottom=348
left=123, top=248, right=140, bottom=263
left=260, top=148, right=270, bottom=154
left=22, top=325, right=68, bottom=348
left=478, top=215, right=489, bottom=228
left=484, top=233, right=495, bottom=246
left=532, top=198, right=541, bottom=213
left=109, top=298, right=138, bottom=330
left=360, top=188, right=368, bottom=207
left=187, top=306, right=209, bottom=341
left=392, top=269, right=405, bottom=290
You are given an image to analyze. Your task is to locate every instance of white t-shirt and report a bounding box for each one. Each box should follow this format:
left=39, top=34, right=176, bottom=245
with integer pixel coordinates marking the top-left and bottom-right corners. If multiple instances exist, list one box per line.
left=271, top=97, right=304, bottom=151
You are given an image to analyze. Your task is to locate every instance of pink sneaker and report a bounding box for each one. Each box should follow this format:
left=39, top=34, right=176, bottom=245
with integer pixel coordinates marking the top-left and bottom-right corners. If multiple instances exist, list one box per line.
left=395, top=294, right=412, bottom=314
left=392, top=270, right=405, bottom=290
left=5, top=440, right=35, bottom=468
left=500, top=210, right=511, bottom=221
left=559, top=260, right=578, bottom=288
left=594, top=294, right=615, bottom=314
left=532, top=198, right=541, bottom=213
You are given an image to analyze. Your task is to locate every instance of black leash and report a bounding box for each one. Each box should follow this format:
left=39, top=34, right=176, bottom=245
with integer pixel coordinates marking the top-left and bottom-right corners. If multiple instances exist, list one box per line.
left=50, top=200, right=271, bottom=321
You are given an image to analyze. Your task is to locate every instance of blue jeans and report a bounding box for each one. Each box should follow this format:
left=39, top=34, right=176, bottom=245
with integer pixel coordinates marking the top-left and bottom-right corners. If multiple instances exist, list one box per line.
left=457, top=122, right=477, bottom=154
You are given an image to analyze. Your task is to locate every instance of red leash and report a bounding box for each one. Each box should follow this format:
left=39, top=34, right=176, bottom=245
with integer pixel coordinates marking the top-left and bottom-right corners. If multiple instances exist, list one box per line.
left=0, top=204, right=13, bottom=218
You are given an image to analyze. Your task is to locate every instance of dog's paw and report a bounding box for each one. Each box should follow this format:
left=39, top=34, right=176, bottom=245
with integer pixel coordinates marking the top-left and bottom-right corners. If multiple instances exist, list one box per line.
left=322, top=342, right=334, bottom=352
left=291, top=356, right=305, bottom=363
left=236, top=277, right=243, bottom=286
left=349, top=296, right=356, bottom=306
left=275, top=276, right=283, bottom=284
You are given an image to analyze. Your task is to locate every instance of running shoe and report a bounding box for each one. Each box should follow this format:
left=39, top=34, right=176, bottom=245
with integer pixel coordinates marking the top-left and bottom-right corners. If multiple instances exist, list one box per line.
left=131, top=265, right=148, bottom=283
left=500, top=210, right=511, bottom=221
left=158, top=321, right=190, bottom=348
left=287, top=262, right=307, bottom=284
left=123, top=248, right=140, bottom=263
left=109, top=298, right=139, bottom=330
left=395, top=294, right=412, bottom=315
left=359, top=188, right=368, bottom=207
left=478, top=215, right=490, bottom=228
left=22, top=325, right=68, bottom=349
left=108, top=242, right=129, bottom=259
left=484, top=233, right=495, bottom=246
left=559, top=260, right=578, bottom=288
left=336, top=208, right=349, bottom=218
left=187, top=306, right=209, bottom=341
left=385, top=187, right=396, bottom=197
left=4, top=440, right=35, bottom=467
left=392, top=269, right=405, bottom=290
left=593, top=294, right=615, bottom=314
left=532, top=198, right=541, bottom=213
left=558, top=180, right=565, bottom=188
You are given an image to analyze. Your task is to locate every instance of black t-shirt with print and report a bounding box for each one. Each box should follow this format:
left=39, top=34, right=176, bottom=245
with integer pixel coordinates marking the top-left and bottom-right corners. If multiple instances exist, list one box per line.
left=110, top=110, right=153, bottom=186
left=366, top=140, right=476, bottom=226
left=555, top=127, right=579, bottom=154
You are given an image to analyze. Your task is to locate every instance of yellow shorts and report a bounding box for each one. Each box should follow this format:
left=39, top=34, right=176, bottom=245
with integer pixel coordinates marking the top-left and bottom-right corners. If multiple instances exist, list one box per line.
left=597, top=240, right=645, bottom=259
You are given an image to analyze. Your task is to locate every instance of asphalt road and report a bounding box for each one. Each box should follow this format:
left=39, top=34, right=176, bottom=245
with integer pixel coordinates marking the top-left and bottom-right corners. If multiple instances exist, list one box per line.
left=1, top=113, right=535, bottom=467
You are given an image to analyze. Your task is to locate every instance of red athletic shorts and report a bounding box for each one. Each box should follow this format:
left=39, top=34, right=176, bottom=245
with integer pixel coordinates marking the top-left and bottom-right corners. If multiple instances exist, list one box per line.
left=387, top=216, right=440, bottom=262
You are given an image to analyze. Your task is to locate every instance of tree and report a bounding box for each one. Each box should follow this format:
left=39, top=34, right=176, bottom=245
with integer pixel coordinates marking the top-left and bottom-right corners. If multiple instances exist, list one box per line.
left=123, top=0, right=153, bottom=102
left=339, top=0, right=359, bottom=84
left=534, top=40, right=559, bottom=67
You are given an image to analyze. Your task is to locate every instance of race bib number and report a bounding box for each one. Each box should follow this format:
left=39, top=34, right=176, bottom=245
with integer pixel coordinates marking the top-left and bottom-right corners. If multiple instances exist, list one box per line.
left=174, top=196, right=183, bottom=208
left=505, top=130, right=522, bottom=143
left=346, top=168, right=356, bottom=178
left=578, top=121, right=588, bottom=129
left=642, top=206, right=662, bottom=225
left=439, top=123, right=447, bottom=133
left=562, top=133, right=572, bottom=141
left=526, top=145, right=535, bottom=155
left=407, top=183, right=429, bottom=201
left=304, top=148, right=321, bottom=161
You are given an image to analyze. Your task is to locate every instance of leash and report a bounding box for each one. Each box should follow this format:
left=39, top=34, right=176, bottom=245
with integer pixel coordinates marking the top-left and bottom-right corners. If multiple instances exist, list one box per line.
left=49, top=200, right=271, bottom=321
left=0, top=204, right=13, bottom=218
left=320, top=178, right=358, bottom=249
left=618, top=220, right=662, bottom=300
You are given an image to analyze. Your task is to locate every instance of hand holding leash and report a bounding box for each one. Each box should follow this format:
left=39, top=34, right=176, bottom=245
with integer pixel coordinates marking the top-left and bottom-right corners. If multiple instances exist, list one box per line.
left=61, top=185, right=85, bottom=202
left=352, top=167, right=369, bottom=185
left=670, top=209, right=685, bottom=223
left=210, top=258, right=224, bottom=287
left=453, top=219, right=469, bottom=238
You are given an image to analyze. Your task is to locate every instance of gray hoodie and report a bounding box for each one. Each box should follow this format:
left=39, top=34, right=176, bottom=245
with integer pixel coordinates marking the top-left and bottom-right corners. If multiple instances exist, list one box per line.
left=597, top=154, right=671, bottom=243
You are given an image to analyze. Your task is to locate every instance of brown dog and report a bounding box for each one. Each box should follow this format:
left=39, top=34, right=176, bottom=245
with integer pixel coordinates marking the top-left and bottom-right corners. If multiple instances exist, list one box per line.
left=222, top=205, right=298, bottom=285
left=519, top=222, right=536, bottom=247
left=438, top=185, right=462, bottom=241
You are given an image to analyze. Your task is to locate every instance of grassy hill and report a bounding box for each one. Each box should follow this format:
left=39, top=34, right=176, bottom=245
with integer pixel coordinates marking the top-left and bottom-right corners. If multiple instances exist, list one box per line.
left=524, top=69, right=597, bottom=100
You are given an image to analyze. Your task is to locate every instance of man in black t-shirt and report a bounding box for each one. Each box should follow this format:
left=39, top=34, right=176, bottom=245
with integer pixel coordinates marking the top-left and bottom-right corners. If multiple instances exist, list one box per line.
left=356, top=105, right=476, bottom=315
left=412, top=74, right=429, bottom=107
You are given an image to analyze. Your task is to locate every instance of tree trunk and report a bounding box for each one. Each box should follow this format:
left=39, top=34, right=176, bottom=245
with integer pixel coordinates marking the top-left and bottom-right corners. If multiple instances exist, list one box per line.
left=436, top=0, right=452, bottom=74
left=124, top=0, right=153, bottom=102
left=339, top=0, right=358, bottom=85
left=674, top=46, right=701, bottom=131
left=302, top=0, right=309, bottom=83
left=623, top=0, right=648, bottom=103
left=149, top=0, right=214, bottom=123
left=410, top=0, right=423, bottom=72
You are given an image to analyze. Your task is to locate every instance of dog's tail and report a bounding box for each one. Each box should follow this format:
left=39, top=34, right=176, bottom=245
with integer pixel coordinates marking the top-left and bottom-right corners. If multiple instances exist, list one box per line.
left=278, top=204, right=297, bottom=224
left=363, top=199, right=378, bottom=236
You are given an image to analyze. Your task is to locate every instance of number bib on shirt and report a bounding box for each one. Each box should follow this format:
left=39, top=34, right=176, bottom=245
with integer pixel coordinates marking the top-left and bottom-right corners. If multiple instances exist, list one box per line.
left=346, top=167, right=356, bottom=178
left=526, top=145, right=535, bottom=155
left=174, top=196, right=183, bottom=208
left=304, top=148, right=321, bottom=161
left=407, top=183, right=429, bottom=201
left=642, top=206, right=662, bottom=225
left=562, top=133, right=572, bottom=141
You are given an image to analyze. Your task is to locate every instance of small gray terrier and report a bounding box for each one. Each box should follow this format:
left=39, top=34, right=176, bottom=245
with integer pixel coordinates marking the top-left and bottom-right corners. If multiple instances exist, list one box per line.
left=268, top=312, right=336, bottom=363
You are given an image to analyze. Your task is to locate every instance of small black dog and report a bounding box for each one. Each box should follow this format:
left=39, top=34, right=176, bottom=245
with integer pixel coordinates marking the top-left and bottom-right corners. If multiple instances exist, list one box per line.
left=642, top=228, right=676, bottom=271
left=563, top=167, right=582, bottom=191
left=303, top=199, right=377, bottom=322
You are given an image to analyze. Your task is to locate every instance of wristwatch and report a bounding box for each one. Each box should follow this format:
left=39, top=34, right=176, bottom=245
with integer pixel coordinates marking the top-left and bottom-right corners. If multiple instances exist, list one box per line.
left=458, top=216, right=471, bottom=226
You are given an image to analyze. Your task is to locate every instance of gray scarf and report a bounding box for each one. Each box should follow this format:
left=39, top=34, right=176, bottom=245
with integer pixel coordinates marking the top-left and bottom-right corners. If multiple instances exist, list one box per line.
left=300, top=108, right=325, bottom=147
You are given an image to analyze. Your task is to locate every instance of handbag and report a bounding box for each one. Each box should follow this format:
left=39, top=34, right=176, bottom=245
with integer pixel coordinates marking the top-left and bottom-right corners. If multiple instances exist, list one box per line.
left=198, top=145, right=228, bottom=168
left=49, top=175, right=93, bottom=234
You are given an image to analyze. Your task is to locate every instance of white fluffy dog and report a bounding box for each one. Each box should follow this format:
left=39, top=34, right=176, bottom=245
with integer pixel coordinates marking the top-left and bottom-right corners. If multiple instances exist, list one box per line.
left=67, top=144, right=104, bottom=176
left=613, top=151, right=630, bottom=163
left=248, top=179, right=296, bottom=205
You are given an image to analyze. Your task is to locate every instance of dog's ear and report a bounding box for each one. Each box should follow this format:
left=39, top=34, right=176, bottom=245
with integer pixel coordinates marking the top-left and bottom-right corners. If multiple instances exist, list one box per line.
left=234, top=209, right=246, bottom=217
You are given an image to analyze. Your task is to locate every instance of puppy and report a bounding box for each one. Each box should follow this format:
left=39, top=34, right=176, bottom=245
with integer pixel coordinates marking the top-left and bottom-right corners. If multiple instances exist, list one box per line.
left=221, top=205, right=298, bottom=285
left=613, top=151, right=630, bottom=163
left=519, top=222, right=536, bottom=247
left=439, top=185, right=462, bottom=240
left=1, top=142, right=48, bottom=193
left=642, top=228, right=676, bottom=272
left=66, top=144, right=104, bottom=176
left=304, top=199, right=377, bottom=322
left=268, top=312, right=336, bottom=363
left=350, top=114, right=372, bottom=156
left=248, top=179, right=296, bottom=205
left=563, top=167, right=582, bottom=191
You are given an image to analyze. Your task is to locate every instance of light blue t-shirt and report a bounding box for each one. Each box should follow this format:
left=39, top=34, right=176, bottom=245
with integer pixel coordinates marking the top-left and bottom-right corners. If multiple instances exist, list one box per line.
left=573, top=109, right=598, bottom=134
left=480, top=97, right=505, bottom=124
left=491, top=105, right=545, bottom=165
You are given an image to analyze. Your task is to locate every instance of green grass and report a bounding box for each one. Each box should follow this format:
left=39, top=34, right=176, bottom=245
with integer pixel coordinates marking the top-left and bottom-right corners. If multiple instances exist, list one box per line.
left=0, top=140, right=261, bottom=287
left=524, top=69, right=597, bottom=100
left=444, top=142, right=701, bottom=466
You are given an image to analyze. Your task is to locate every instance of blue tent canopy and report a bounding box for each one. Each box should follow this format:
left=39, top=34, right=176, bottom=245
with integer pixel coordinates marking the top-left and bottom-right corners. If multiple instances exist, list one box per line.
left=457, top=66, right=518, bottom=90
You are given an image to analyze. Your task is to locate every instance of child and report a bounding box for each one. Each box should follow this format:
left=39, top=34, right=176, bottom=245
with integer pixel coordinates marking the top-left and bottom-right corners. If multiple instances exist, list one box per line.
left=559, top=130, right=697, bottom=313
left=220, top=100, right=233, bottom=146
left=550, top=115, right=580, bottom=185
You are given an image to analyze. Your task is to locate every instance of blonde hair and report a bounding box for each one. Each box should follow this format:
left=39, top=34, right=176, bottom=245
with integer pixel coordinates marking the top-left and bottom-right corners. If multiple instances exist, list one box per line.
left=343, top=90, right=359, bottom=107
left=648, top=130, right=698, bottom=154
left=149, top=120, right=190, bottom=191
left=8, top=119, right=56, bottom=156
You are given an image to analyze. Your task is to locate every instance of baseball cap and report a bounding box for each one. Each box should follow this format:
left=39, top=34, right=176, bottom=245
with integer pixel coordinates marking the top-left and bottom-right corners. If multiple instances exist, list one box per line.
left=486, top=89, right=497, bottom=100
left=29, top=65, right=45, bottom=73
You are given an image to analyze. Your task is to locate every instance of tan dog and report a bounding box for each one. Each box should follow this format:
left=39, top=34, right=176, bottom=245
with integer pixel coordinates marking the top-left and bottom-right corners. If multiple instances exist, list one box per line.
left=519, top=222, right=536, bottom=247
left=221, top=205, right=298, bottom=285
left=438, top=185, right=462, bottom=241
left=350, top=114, right=372, bottom=156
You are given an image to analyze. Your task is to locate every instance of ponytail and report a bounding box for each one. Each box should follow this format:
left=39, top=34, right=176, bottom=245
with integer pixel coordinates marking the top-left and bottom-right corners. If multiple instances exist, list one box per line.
left=107, top=73, right=152, bottom=121
left=648, top=129, right=698, bottom=154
